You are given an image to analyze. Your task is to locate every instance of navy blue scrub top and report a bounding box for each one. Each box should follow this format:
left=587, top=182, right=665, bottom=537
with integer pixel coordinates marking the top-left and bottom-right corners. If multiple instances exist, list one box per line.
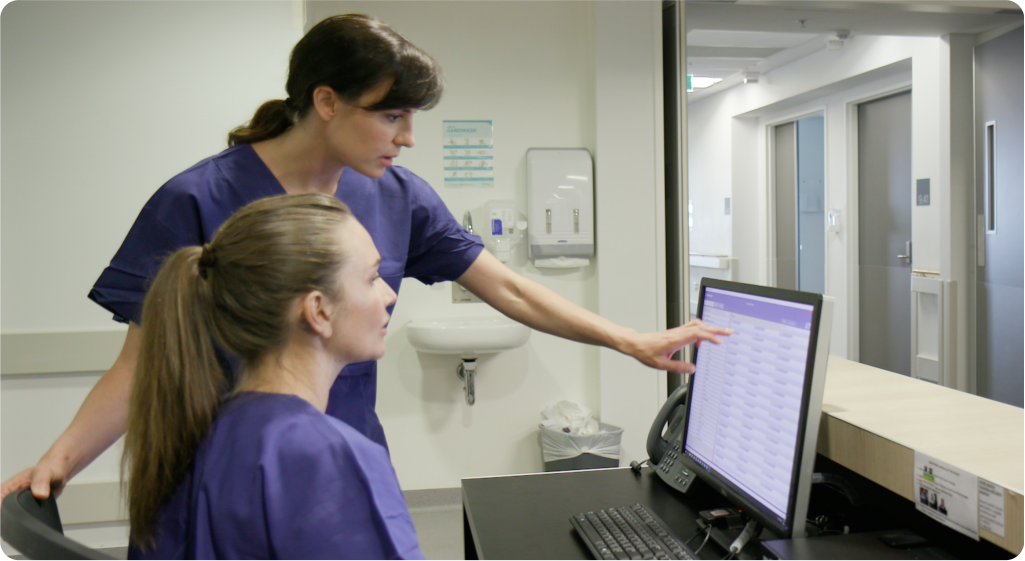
left=88, top=144, right=483, bottom=448
left=129, top=392, right=424, bottom=560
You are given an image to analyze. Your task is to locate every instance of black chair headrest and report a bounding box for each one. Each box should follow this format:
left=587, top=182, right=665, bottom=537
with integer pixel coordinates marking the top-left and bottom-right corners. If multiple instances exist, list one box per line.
left=15, top=490, right=63, bottom=534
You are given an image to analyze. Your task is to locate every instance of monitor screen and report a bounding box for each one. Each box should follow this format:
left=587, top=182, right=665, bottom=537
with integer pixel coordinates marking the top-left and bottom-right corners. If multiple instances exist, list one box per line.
left=681, top=278, right=832, bottom=539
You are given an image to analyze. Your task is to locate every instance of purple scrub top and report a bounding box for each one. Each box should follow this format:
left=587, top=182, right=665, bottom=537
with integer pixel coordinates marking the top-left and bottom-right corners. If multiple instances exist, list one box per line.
left=88, top=144, right=483, bottom=448
left=128, top=392, right=424, bottom=560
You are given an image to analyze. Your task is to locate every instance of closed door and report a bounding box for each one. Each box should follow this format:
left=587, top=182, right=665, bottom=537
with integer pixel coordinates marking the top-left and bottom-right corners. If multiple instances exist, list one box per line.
left=975, top=27, right=1023, bottom=407
left=858, top=92, right=912, bottom=376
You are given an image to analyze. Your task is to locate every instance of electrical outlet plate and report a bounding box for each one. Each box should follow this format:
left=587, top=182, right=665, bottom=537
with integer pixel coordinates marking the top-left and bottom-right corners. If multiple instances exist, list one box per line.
left=452, top=282, right=483, bottom=304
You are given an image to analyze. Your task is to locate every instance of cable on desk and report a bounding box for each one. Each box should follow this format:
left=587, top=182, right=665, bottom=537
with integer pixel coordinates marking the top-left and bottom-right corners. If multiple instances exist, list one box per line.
left=719, top=551, right=736, bottom=561
left=678, top=523, right=710, bottom=549
left=727, top=519, right=760, bottom=555
left=806, top=516, right=848, bottom=537
left=692, top=525, right=714, bottom=556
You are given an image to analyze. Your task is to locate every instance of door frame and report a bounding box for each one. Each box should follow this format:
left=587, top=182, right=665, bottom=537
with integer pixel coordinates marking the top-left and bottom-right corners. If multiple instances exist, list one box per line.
left=845, top=85, right=912, bottom=362
left=971, top=117, right=998, bottom=397
left=765, top=108, right=828, bottom=290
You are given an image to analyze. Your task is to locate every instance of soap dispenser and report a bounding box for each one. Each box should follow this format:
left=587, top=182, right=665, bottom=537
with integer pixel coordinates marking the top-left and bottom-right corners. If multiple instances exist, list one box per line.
left=484, top=200, right=526, bottom=262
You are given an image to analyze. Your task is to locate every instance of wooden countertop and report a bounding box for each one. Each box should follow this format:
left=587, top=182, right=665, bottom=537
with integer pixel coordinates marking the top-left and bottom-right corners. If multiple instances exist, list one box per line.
left=818, top=356, right=1023, bottom=553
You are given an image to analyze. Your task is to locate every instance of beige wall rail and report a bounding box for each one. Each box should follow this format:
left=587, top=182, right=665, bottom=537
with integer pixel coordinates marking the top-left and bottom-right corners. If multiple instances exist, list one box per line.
left=2, top=330, right=126, bottom=376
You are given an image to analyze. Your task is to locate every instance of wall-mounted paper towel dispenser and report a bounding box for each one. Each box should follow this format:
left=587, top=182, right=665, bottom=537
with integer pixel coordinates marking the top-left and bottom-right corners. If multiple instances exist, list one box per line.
left=526, top=149, right=594, bottom=268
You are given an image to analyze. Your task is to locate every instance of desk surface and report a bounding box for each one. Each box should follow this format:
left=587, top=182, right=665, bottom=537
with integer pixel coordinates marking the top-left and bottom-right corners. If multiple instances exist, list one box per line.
left=462, top=467, right=722, bottom=560
left=461, top=466, right=1000, bottom=560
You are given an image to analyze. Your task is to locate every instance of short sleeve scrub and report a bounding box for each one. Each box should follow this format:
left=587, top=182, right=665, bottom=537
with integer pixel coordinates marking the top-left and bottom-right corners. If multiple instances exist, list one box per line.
left=88, top=144, right=484, bottom=448
left=129, top=393, right=424, bottom=560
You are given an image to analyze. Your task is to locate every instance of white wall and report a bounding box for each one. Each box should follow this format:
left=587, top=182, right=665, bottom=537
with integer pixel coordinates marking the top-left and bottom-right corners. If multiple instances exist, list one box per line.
left=1, top=0, right=302, bottom=332
left=687, top=34, right=971, bottom=372
left=1, top=0, right=303, bottom=485
left=2, top=0, right=668, bottom=505
left=1, top=4, right=301, bottom=548
left=593, top=1, right=666, bottom=464
left=687, top=98, right=733, bottom=257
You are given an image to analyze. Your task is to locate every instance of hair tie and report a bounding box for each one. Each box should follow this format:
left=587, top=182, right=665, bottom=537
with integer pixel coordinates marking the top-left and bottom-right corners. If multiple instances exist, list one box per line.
left=198, top=244, right=217, bottom=280
left=283, top=97, right=295, bottom=110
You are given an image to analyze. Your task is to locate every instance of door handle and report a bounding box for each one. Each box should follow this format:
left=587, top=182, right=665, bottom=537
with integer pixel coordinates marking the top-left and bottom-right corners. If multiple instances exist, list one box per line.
left=897, top=241, right=912, bottom=264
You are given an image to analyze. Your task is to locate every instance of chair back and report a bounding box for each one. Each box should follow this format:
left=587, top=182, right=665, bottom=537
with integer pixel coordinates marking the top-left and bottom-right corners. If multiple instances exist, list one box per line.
left=1, top=488, right=114, bottom=560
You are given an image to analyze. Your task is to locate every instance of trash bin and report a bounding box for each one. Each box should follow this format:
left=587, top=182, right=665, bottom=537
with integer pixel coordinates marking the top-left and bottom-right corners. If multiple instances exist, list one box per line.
left=540, top=421, right=623, bottom=472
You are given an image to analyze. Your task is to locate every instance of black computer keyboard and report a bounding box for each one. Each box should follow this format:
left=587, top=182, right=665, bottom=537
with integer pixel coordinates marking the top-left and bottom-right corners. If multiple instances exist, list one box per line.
left=570, top=503, right=697, bottom=560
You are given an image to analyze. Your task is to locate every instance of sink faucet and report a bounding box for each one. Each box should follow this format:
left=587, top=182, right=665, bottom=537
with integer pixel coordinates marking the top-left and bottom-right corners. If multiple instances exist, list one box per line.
left=458, top=353, right=477, bottom=406
left=463, top=211, right=474, bottom=235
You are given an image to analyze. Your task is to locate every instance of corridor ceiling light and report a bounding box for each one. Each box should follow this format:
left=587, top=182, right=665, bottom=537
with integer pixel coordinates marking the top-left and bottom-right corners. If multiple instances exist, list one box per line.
left=690, top=76, right=723, bottom=89
left=827, top=29, right=851, bottom=50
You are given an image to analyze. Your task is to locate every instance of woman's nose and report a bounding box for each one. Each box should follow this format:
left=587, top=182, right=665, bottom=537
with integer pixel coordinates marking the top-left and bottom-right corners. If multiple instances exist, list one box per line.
left=381, top=280, right=398, bottom=307
left=396, top=122, right=415, bottom=148
left=397, top=132, right=415, bottom=148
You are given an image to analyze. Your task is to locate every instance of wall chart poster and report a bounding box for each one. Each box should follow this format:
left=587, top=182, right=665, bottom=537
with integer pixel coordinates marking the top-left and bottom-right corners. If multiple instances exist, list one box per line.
left=443, top=120, right=493, bottom=188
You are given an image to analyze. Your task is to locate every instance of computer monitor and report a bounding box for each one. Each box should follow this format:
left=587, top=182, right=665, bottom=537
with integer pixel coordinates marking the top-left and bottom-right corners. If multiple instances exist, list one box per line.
left=680, top=278, right=833, bottom=539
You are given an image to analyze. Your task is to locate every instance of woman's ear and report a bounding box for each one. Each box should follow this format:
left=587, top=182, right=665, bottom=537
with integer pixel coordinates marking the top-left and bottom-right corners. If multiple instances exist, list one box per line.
left=300, top=290, right=334, bottom=339
left=312, top=86, right=339, bottom=122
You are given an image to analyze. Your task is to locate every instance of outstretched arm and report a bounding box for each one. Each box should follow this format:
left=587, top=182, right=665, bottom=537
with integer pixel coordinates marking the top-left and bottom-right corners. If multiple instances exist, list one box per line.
left=0, top=323, right=140, bottom=500
left=456, top=251, right=730, bottom=373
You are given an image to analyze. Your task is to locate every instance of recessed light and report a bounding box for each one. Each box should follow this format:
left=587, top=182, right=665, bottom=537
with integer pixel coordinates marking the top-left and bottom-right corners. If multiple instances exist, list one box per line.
left=690, top=76, right=723, bottom=89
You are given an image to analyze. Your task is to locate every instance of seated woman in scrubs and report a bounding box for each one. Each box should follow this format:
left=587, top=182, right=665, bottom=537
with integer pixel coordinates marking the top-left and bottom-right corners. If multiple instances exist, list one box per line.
left=123, top=193, right=419, bottom=559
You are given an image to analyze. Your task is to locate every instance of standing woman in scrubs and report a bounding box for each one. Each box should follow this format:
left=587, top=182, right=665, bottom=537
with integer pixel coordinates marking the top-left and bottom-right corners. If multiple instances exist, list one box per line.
left=125, top=194, right=419, bottom=559
left=2, top=14, right=730, bottom=501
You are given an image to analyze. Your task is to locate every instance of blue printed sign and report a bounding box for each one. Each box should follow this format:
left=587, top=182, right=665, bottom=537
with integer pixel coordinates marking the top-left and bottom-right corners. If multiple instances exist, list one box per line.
left=444, top=120, right=493, bottom=188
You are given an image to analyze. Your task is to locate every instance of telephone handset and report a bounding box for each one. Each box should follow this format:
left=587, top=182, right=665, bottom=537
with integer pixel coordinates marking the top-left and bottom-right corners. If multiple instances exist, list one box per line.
left=646, top=384, right=697, bottom=493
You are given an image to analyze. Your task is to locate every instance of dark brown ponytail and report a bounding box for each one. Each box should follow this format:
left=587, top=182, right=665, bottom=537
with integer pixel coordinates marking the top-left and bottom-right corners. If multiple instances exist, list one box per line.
left=227, top=99, right=296, bottom=146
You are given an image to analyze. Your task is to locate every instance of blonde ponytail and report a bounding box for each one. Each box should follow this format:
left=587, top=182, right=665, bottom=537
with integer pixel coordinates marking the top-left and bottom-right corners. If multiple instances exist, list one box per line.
left=123, top=247, right=224, bottom=549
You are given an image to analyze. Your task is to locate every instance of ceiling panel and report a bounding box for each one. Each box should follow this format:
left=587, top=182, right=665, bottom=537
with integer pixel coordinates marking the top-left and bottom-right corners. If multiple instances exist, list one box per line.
left=684, top=0, right=1022, bottom=95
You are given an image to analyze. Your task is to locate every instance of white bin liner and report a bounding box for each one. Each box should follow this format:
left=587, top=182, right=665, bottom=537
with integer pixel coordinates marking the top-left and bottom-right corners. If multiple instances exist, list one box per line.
left=539, top=401, right=623, bottom=461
